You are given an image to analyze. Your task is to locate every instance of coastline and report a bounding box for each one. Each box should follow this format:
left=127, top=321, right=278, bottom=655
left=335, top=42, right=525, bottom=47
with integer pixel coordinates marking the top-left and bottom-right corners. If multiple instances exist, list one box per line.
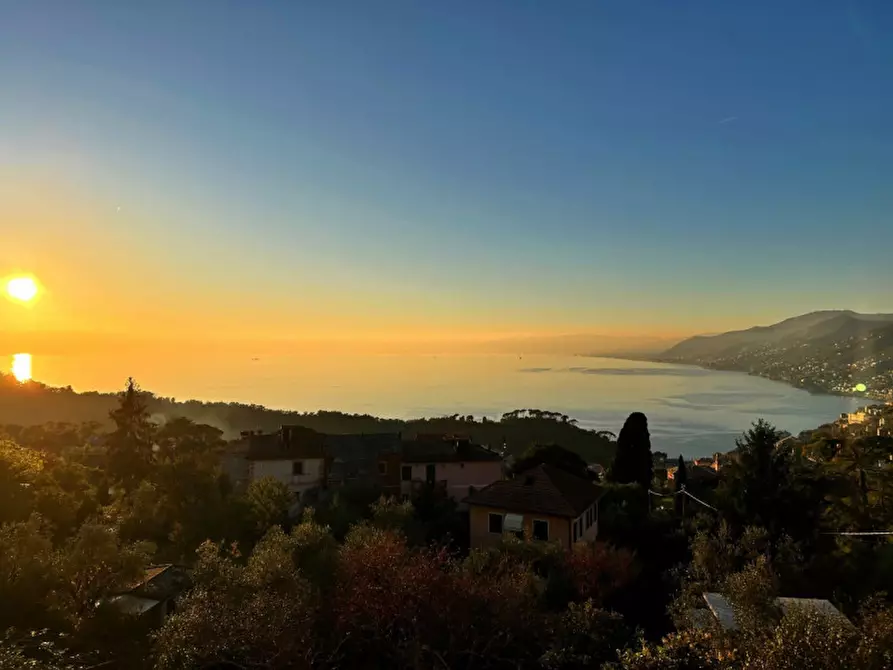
left=582, top=353, right=882, bottom=403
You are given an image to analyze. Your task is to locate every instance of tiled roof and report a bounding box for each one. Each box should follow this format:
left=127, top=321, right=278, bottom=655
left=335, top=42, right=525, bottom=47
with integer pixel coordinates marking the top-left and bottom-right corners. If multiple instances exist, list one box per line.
left=403, top=437, right=502, bottom=464
left=464, top=464, right=603, bottom=518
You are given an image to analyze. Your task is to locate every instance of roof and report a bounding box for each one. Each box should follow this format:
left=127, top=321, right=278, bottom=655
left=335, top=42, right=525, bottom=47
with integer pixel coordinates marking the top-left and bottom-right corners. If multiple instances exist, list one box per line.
left=702, top=593, right=851, bottom=631
left=463, top=464, right=603, bottom=518
left=125, top=564, right=191, bottom=601
left=108, top=594, right=161, bottom=616
left=402, top=437, right=502, bottom=464
left=776, top=598, right=853, bottom=627
left=703, top=593, right=739, bottom=631
left=246, top=426, right=327, bottom=461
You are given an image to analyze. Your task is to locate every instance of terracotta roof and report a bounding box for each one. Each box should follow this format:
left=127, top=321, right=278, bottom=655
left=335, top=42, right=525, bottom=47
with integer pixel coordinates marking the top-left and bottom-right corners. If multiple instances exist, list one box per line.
left=464, top=464, right=603, bottom=518
left=403, top=437, right=502, bottom=464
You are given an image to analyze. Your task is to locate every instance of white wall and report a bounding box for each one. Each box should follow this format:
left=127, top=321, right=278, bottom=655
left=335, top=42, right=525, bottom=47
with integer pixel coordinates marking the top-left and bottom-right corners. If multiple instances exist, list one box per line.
left=250, top=458, right=325, bottom=496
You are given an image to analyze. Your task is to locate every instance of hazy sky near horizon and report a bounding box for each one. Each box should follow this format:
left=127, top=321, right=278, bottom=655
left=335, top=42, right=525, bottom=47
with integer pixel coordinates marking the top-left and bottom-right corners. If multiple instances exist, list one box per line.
left=2, top=1, right=893, bottom=350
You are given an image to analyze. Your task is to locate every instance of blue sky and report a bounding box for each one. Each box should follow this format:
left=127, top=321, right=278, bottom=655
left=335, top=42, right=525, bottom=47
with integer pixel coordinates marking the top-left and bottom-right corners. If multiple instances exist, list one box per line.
left=2, top=1, right=892, bottom=342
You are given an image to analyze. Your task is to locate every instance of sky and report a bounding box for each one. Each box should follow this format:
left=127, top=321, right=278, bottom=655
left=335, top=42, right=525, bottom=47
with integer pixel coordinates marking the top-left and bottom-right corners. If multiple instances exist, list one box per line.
left=2, top=1, right=893, bottom=355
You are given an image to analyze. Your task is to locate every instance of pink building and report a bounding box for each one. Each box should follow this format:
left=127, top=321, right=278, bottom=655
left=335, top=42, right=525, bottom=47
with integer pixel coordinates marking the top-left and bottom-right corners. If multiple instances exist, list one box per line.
left=400, top=435, right=504, bottom=503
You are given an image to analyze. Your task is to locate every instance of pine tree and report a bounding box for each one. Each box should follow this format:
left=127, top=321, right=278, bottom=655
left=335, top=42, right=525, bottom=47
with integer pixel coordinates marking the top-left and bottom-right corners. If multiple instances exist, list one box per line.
left=107, top=378, right=156, bottom=490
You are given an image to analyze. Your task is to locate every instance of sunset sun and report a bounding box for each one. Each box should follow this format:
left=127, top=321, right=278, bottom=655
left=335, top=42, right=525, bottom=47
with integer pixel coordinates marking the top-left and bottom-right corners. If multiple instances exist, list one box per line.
left=5, top=276, right=39, bottom=302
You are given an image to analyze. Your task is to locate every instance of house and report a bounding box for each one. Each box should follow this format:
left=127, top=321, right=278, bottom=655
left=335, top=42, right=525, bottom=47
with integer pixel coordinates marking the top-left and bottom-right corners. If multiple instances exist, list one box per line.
left=400, top=434, right=503, bottom=503
left=324, top=432, right=402, bottom=493
left=107, top=564, right=191, bottom=627
left=464, top=464, right=604, bottom=550
left=245, top=425, right=328, bottom=500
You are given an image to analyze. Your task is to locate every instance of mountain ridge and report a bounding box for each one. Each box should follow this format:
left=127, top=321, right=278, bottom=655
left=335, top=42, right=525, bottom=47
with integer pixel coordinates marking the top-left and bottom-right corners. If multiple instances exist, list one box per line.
left=656, top=311, right=893, bottom=399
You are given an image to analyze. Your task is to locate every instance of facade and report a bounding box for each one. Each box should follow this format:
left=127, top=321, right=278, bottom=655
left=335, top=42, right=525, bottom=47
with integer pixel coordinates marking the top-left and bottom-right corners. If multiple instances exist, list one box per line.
left=245, top=425, right=328, bottom=499
left=324, top=432, right=403, bottom=492
left=245, top=426, right=404, bottom=501
left=464, top=464, right=604, bottom=550
left=400, top=435, right=504, bottom=502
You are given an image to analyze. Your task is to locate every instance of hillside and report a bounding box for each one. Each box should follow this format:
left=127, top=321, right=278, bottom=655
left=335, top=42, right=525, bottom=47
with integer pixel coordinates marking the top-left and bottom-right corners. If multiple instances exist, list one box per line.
left=0, top=374, right=616, bottom=464
left=658, top=311, right=893, bottom=398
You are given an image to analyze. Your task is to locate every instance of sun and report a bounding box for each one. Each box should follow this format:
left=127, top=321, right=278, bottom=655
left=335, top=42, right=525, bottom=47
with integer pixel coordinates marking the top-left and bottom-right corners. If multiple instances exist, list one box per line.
left=6, top=276, right=39, bottom=303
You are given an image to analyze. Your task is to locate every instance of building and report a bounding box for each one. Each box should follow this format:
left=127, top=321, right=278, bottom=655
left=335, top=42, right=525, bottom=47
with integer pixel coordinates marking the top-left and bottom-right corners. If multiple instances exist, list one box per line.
left=107, top=564, right=191, bottom=627
left=464, top=464, right=604, bottom=550
left=324, top=432, right=403, bottom=493
left=400, top=434, right=503, bottom=502
left=847, top=411, right=867, bottom=425
left=245, top=426, right=405, bottom=502
left=245, top=425, right=328, bottom=500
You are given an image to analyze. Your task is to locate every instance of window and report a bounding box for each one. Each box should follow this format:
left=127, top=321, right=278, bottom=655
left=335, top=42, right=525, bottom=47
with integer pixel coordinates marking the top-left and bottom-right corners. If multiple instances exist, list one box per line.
left=488, top=513, right=503, bottom=534
left=532, top=519, right=549, bottom=541
left=401, top=465, right=412, bottom=481
left=292, top=461, right=304, bottom=476
left=425, top=463, right=436, bottom=484
left=504, top=513, right=524, bottom=539
left=573, top=521, right=578, bottom=542
left=378, top=461, right=387, bottom=475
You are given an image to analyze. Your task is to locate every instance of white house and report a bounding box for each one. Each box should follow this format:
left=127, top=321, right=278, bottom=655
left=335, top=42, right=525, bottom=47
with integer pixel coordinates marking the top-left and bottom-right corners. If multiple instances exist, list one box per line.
left=246, top=425, right=328, bottom=499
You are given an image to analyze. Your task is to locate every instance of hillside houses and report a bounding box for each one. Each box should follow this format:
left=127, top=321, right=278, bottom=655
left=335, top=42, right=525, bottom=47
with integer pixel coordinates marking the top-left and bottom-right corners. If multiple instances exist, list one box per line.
left=241, top=426, right=504, bottom=508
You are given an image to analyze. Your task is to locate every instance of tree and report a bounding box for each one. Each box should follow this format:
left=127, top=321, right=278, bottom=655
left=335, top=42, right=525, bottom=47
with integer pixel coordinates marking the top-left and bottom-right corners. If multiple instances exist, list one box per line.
left=512, top=443, right=591, bottom=479
left=540, top=600, right=634, bottom=669
left=719, top=419, right=832, bottom=545
left=610, top=412, right=653, bottom=488
left=155, top=529, right=319, bottom=670
left=243, top=476, right=293, bottom=535
left=107, top=378, right=156, bottom=490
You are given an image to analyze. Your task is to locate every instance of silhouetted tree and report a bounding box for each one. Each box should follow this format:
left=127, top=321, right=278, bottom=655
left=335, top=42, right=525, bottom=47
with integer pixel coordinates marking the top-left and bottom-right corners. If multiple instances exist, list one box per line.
left=106, top=378, right=156, bottom=490
left=609, top=412, right=653, bottom=488
left=512, top=444, right=590, bottom=479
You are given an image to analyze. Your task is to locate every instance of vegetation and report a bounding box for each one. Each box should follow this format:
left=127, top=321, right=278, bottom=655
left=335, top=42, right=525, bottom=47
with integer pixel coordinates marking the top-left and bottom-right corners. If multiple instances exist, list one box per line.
left=609, top=412, right=653, bottom=488
left=0, top=372, right=616, bottom=464
left=1, top=376, right=893, bottom=667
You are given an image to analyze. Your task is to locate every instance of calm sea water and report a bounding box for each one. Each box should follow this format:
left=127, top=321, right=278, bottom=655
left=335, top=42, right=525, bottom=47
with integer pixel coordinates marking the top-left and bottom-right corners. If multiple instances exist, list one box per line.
left=14, top=353, right=864, bottom=458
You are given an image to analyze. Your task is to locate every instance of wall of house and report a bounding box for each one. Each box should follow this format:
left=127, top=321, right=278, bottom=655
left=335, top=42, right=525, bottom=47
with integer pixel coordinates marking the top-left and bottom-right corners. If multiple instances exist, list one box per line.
left=402, top=461, right=503, bottom=501
left=249, top=458, right=325, bottom=496
left=468, top=505, right=572, bottom=550
left=570, top=501, right=599, bottom=544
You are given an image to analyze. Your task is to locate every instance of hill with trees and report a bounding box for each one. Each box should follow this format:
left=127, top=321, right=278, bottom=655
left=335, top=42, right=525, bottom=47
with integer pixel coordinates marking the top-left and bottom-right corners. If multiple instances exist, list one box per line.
left=656, top=310, right=893, bottom=397
left=0, top=374, right=616, bottom=464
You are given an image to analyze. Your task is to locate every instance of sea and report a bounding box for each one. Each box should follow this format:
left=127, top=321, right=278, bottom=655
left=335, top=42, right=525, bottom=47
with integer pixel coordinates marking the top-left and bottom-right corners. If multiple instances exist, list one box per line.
left=12, top=352, right=866, bottom=458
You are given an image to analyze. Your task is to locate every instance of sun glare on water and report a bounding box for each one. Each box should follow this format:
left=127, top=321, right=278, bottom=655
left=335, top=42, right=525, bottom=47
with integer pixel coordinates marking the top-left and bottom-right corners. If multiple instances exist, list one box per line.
left=5, top=276, right=39, bottom=302
left=12, top=354, right=32, bottom=382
